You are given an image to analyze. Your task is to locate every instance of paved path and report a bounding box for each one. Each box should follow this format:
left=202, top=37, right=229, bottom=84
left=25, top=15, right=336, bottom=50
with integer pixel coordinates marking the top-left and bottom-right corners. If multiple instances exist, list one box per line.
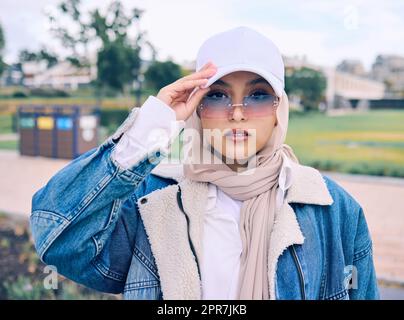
left=0, top=151, right=403, bottom=283
left=0, top=151, right=69, bottom=217
left=0, top=133, right=18, bottom=142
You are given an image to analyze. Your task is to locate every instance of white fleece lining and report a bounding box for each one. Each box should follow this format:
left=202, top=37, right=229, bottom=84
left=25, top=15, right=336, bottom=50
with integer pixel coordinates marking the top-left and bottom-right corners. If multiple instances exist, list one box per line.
left=286, top=161, right=334, bottom=206
left=137, top=162, right=334, bottom=300
left=267, top=201, right=305, bottom=299
left=137, top=184, right=201, bottom=299
left=178, top=179, right=209, bottom=269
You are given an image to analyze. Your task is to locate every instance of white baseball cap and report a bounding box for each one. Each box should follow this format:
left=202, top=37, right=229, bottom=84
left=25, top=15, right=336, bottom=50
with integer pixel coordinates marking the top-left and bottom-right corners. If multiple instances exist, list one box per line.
left=196, top=26, right=285, bottom=97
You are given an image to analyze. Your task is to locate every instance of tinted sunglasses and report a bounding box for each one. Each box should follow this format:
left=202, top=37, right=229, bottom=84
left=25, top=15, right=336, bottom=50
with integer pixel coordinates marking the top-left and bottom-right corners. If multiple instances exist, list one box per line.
left=197, top=91, right=280, bottom=119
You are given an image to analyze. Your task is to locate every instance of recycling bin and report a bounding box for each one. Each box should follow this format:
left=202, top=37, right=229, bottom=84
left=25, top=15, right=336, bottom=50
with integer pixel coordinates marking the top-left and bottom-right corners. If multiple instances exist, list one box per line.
left=18, top=104, right=100, bottom=159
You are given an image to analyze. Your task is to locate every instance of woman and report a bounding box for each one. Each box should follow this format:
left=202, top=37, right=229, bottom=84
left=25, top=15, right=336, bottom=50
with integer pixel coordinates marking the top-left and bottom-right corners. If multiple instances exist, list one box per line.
left=30, top=26, right=379, bottom=300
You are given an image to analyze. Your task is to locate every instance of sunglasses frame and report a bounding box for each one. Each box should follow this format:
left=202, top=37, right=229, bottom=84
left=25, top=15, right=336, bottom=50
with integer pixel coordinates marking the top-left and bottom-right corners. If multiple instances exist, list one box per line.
left=196, top=93, right=280, bottom=119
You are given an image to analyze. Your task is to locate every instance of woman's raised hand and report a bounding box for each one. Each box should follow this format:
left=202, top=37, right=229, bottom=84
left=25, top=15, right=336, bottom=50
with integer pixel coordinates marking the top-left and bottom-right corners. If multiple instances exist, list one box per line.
left=156, top=61, right=217, bottom=121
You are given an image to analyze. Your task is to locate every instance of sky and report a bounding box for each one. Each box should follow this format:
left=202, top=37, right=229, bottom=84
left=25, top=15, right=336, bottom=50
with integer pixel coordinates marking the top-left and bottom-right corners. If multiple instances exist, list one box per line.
left=1, top=0, right=404, bottom=71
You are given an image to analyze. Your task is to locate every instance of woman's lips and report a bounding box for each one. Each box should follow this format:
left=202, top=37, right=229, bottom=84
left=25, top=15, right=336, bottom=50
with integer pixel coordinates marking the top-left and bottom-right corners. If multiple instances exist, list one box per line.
left=224, top=129, right=251, bottom=142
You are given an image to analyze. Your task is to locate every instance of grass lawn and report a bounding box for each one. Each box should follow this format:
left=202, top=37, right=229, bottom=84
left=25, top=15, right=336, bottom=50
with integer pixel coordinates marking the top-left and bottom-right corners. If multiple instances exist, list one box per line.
left=0, top=140, right=18, bottom=150
left=0, top=114, right=13, bottom=134
left=285, top=110, right=404, bottom=177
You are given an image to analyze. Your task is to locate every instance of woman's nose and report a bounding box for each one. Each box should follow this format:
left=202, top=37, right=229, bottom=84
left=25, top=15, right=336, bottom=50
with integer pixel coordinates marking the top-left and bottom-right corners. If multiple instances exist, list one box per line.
left=230, top=105, right=247, bottom=122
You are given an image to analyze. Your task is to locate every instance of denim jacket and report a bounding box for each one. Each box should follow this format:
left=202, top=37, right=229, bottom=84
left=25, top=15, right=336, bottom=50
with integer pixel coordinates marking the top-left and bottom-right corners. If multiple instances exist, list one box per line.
left=30, top=107, right=379, bottom=300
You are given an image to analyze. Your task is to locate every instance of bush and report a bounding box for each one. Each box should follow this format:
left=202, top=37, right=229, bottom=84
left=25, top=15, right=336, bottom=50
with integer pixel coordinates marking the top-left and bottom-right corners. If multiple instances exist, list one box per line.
left=100, top=108, right=130, bottom=134
left=0, top=212, right=119, bottom=300
left=29, top=88, right=70, bottom=98
left=12, top=91, right=28, bottom=98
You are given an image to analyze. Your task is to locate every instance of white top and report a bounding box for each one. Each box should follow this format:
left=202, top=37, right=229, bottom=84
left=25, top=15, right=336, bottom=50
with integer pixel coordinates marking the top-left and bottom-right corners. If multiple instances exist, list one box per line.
left=112, top=96, right=293, bottom=299
left=202, top=183, right=243, bottom=299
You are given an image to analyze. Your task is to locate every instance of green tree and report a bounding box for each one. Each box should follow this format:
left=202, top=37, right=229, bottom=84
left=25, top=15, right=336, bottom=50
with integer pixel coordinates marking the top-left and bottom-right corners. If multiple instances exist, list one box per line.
left=285, top=67, right=327, bottom=111
left=49, top=0, right=90, bottom=63
left=97, top=40, right=140, bottom=92
left=48, top=0, right=151, bottom=94
left=144, top=60, right=182, bottom=92
left=0, top=22, right=5, bottom=76
left=18, top=49, right=58, bottom=68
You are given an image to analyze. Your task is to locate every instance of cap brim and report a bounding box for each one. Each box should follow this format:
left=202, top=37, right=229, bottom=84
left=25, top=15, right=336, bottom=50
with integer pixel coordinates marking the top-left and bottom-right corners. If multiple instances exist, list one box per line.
left=201, top=63, right=284, bottom=97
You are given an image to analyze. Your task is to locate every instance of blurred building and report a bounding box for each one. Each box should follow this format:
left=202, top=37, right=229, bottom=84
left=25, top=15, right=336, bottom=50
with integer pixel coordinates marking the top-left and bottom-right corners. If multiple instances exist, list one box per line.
left=284, top=55, right=385, bottom=109
left=22, top=61, right=95, bottom=90
left=322, top=67, right=385, bottom=109
left=0, top=63, right=24, bottom=86
left=21, top=61, right=48, bottom=87
left=371, top=55, right=404, bottom=98
left=337, top=59, right=366, bottom=77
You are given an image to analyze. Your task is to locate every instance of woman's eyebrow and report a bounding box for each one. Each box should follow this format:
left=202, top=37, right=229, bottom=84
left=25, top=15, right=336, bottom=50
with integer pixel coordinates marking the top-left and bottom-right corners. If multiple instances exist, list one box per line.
left=247, top=77, right=269, bottom=86
left=212, top=77, right=269, bottom=87
left=212, top=79, right=230, bottom=87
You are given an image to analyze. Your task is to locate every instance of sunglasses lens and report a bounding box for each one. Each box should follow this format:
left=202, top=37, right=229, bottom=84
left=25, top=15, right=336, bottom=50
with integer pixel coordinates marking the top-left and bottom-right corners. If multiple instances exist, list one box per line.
left=197, top=94, right=278, bottom=118
left=198, top=96, right=231, bottom=119
left=243, top=95, right=278, bottom=117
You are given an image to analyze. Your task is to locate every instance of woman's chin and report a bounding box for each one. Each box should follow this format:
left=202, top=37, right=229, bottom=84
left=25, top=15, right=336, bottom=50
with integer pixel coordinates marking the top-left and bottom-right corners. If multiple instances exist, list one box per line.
left=222, top=147, right=255, bottom=163
left=221, top=152, right=252, bottom=165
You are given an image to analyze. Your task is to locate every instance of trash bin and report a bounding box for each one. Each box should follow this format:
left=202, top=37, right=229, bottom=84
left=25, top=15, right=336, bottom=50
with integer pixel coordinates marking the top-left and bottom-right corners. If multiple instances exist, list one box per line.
left=18, top=105, right=100, bottom=159
left=19, top=112, right=37, bottom=156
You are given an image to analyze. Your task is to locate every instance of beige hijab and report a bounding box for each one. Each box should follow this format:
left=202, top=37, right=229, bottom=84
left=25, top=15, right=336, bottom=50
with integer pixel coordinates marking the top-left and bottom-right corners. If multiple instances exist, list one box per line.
left=182, top=90, right=300, bottom=299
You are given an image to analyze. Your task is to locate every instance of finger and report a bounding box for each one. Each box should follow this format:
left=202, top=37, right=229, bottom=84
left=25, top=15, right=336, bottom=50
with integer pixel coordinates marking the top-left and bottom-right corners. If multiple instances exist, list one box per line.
left=172, top=90, right=192, bottom=104
left=199, top=61, right=213, bottom=71
left=181, top=63, right=217, bottom=82
left=180, top=64, right=210, bottom=82
left=187, top=87, right=210, bottom=110
left=173, top=78, right=209, bottom=92
left=197, top=61, right=214, bottom=72
left=185, top=67, right=217, bottom=81
left=174, top=87, right=193, bottom=102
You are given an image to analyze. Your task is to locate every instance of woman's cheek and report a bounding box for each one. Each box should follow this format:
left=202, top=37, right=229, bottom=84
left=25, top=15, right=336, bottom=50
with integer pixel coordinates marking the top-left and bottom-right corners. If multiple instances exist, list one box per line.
left=256, top=123, right=274, bottom=151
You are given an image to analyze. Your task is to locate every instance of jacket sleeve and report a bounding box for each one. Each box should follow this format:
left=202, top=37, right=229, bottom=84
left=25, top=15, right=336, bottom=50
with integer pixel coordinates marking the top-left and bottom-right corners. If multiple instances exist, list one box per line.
left=348, top=206, right=380, bottom=300
left=30, top=96, right=183, bottom=294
